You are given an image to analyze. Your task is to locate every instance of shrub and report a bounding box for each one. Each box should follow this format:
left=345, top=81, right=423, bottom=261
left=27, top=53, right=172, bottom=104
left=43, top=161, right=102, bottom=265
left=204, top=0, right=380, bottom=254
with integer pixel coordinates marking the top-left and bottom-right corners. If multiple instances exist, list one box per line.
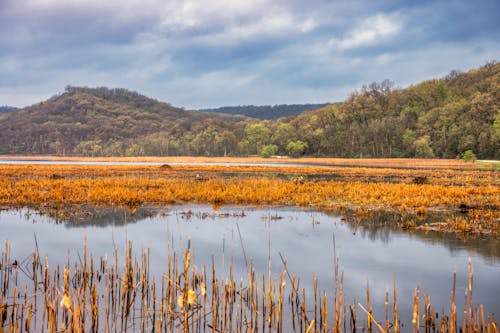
left=286, top=140, right=308, bottom=158
left=261, top=144, right=278, bottom=158
left=462, top=150, right=477, bottom=163
left=413, top=135, right=434, bottom=158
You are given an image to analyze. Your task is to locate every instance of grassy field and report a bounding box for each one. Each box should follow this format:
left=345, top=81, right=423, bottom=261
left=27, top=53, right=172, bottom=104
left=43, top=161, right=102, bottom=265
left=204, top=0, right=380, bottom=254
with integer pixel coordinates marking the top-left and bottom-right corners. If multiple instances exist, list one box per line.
left=0, top=159, right=498, bottom=235
left=1, top=158, right=499, bottom=332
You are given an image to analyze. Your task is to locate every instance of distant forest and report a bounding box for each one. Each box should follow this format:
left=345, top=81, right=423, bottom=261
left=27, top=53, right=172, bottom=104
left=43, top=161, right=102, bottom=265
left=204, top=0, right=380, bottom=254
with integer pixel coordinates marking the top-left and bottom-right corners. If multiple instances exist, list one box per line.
left=200, top=104, right=329, bottom=120
left=0, top=106, right=17, bottom=114
left=0, top=61, right=499, bottom=159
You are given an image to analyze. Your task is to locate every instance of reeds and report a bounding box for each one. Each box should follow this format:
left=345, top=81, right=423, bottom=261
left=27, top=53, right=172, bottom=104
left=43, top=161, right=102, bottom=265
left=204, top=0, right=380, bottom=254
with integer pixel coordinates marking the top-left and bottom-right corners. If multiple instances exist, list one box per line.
left=0, top=239, right=497, bottom=333
left=0, top=164, right=498, bottom=234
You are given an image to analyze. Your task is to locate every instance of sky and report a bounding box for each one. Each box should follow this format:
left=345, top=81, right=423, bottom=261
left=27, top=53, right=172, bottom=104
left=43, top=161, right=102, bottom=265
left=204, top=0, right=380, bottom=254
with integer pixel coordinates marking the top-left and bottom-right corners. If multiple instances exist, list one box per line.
left=0, top=0, right=499, bottom=109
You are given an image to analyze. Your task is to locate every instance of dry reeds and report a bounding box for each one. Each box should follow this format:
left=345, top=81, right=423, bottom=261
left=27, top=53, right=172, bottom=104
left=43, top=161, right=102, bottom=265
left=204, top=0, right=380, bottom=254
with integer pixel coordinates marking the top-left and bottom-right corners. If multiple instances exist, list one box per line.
left=0, top=239, right=497, bottom=333
left=0, top=164, right=498, bottom=234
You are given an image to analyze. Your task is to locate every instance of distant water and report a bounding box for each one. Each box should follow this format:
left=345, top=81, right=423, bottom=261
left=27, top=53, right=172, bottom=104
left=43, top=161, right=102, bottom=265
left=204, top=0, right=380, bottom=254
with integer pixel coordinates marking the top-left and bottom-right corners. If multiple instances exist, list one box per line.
left=0, top=159, right=311, bottom=167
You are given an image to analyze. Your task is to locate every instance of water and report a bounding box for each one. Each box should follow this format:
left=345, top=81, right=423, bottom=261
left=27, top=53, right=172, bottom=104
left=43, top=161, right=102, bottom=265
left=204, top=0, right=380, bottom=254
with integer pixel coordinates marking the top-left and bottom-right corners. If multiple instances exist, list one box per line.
left=0, top=159, right=312, bottom=167
left=1, top=205, right=499, bottom=326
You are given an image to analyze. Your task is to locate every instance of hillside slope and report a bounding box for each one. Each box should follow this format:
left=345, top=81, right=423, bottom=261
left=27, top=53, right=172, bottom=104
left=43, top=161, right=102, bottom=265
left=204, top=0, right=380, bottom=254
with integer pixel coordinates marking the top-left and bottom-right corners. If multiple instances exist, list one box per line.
left=0, top=86, right=246, bottom=156
left=278, top=61, right=500, bottom=159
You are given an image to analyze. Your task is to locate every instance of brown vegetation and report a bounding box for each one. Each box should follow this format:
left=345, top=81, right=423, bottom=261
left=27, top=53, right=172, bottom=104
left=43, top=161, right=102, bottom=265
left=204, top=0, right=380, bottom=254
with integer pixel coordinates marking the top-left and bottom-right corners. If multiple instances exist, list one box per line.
left=0, top=163, right=498, bottom=235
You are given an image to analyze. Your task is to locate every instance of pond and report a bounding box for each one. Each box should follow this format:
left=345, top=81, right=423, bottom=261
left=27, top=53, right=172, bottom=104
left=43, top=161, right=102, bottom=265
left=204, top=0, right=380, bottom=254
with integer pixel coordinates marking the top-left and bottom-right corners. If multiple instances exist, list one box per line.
left=1, top=205, right=499, bottom=330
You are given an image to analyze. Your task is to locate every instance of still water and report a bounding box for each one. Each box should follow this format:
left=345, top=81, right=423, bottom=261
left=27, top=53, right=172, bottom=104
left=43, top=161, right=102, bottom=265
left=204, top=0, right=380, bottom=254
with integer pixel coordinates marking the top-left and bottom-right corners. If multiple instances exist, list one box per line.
left=0, top=159, right=312, bottom=167
left=1, top=205, right=499, bottom=325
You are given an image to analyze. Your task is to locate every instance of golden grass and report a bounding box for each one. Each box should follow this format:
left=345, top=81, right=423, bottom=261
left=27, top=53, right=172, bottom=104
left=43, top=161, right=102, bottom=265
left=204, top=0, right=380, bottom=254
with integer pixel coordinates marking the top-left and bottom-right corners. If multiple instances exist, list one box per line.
left=0, top=162, right=497, bottom=184
left=0, top=165, right=497, bottom=207
left=0, top=161, right=499, bottom=331
left=0, top=163, right=498, bottom=234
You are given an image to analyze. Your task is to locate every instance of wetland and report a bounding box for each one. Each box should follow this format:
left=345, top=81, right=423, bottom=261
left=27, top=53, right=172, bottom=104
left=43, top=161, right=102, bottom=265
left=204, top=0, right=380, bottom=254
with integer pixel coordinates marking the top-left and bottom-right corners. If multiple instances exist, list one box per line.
left=0, top=161, right=499, bottom=332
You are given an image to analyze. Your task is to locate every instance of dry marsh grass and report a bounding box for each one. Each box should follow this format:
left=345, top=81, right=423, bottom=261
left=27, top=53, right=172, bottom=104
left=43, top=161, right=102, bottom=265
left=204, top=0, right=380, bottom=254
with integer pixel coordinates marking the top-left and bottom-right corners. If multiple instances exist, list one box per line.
left=0, top=164, right=498, bottom=235
left=1, top=161, right=499, bottom=331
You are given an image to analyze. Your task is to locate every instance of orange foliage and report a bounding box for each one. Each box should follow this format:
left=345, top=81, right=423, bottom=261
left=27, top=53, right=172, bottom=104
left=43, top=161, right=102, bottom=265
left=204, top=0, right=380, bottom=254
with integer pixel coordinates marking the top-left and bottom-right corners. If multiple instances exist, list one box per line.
left=0, top=163, right=498, bottom=234
left=0, top=164, right=498, bottom=210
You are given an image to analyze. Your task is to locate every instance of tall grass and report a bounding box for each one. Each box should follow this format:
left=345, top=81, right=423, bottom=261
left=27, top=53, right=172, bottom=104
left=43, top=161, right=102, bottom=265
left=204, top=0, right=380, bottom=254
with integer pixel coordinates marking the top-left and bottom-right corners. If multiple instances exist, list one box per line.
left=1, top=164, right=498, bottom=235
left=0, top=240, right=497, bottom=332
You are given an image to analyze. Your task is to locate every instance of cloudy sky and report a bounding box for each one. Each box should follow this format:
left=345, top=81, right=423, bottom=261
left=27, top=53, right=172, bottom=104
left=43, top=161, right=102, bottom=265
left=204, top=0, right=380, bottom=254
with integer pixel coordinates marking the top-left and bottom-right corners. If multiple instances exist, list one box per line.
left=1, top=0, right=499, bottom=109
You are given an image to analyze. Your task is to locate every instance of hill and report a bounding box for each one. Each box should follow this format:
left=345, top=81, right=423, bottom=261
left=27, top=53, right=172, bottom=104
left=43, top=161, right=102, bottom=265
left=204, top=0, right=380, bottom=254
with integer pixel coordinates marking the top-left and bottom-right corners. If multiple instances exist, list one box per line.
left=0, top=106, right=17, bottom=114
left=0, top=61, right=499, bottom=158
left=0, top=86, right=246, bottom=156
left=275, top=61, right=500, bottom=159
left=199, top=103, right=329, bottom=120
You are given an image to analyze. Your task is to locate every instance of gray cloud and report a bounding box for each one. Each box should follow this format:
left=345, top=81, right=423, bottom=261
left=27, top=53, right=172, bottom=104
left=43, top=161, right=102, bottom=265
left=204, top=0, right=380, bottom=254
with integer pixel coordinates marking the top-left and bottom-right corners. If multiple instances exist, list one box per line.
left=0, top=0, right=498, bottom=108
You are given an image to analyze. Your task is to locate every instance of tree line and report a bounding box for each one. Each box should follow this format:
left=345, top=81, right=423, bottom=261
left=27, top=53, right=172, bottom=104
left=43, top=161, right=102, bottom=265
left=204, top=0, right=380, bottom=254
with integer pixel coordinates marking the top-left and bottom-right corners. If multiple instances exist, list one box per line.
left=200, top=103, right=329, bottom=120
left=0, top=106, right=17, bottom=114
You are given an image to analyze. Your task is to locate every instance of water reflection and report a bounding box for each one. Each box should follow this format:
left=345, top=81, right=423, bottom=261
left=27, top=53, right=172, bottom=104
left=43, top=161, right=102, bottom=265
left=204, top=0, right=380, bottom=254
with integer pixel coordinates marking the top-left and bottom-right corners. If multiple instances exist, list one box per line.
left=1, top=205, right=499, bottom=325
left=336, top=209, right=500, bottom=262
left=16, top=203, right=500, bottom=262
left=30, top=205, right=162, bottom=226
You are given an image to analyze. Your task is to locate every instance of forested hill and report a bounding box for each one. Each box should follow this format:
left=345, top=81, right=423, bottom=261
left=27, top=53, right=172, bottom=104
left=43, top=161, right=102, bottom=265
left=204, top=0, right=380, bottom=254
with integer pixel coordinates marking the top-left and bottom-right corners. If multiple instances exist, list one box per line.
left=282, top=61, right=500, bottom=159
left=0, top=106, right=17, bottom=114
left=200, top=103, right=329, bottom=120
left=0, top=61, right=499, bottom=158
left=0, top=86, right=246, bottom=156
